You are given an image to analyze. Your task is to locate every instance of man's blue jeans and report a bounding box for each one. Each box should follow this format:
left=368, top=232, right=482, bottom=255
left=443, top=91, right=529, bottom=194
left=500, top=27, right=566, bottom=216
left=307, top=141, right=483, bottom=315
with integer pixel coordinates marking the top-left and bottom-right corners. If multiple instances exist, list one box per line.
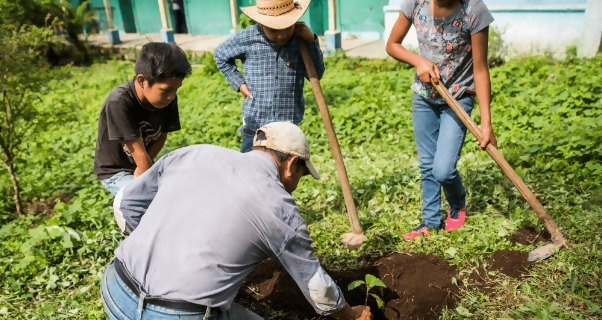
left=101, top=172, right=134, bottom=196
left=412, top=93, right=474, bottom=229
left=101, top=260, right=263, bottom=320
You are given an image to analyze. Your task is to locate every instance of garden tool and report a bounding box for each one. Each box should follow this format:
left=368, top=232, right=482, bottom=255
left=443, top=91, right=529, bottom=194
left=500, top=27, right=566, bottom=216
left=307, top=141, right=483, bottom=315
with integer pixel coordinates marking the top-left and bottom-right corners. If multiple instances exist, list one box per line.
left=297, top=38, right=367, bottom=250
left=430, top=79, right=567, bottom=262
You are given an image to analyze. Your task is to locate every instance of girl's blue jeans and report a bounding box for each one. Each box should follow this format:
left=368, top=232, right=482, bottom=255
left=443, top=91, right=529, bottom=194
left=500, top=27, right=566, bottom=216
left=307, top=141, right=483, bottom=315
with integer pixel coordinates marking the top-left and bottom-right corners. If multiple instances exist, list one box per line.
left=412, top=92, right=474, bottom=229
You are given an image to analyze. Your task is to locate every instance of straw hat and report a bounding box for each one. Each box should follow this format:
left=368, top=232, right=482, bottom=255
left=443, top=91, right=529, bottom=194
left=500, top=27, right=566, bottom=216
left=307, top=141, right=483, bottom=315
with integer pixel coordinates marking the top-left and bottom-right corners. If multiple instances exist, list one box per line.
left=241, top=0, right=311, bottom=30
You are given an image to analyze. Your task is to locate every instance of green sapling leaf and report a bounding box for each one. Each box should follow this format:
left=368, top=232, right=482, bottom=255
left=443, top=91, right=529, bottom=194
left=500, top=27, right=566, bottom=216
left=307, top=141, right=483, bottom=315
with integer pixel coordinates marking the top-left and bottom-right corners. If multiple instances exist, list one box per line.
left=370, top=293, right=384, bottom=308
left=365, top=274, right=387, bottom=289
left=348, top=280, right=365, bottom=291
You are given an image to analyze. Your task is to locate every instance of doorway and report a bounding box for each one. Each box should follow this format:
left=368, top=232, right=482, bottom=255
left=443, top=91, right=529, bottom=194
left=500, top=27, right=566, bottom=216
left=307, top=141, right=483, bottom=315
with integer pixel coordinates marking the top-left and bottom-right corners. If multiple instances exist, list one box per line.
left=170, top=0, right=188, bottom=34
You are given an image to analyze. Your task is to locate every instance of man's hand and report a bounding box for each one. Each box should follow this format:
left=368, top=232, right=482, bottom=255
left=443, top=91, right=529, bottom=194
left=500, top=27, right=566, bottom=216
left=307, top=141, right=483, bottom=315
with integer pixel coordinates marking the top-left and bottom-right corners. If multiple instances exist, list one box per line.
left=331, top=304, right=372, bottom=320
left=416, top=56, right=440, bottom=84
left=352, top=306, right=372, bottom=320
left=239, top=83, right=253, bottom=99
left=477, top=124, right=498, bottom=149
left=293, top=22, right=316, bottom=42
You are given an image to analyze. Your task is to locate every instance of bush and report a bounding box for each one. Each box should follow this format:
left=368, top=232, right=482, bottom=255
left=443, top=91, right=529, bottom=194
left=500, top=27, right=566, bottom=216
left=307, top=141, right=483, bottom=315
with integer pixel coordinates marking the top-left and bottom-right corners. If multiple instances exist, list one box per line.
left=236, top=13, right=256, bottom=30
left=488, top=26, right=507, bottom=68
left=0, top=24, right=61, bottom=217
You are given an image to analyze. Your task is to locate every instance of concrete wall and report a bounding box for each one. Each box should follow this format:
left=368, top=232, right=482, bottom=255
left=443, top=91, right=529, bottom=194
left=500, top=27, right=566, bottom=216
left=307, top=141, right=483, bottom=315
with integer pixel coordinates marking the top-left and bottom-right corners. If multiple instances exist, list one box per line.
left=383, top=0, right=598, bottom=57
left=75, top=0, right=136, bottom=33
left=185, top=0, right=232, bottom=35
left=336, top=0, right=388, bottom=40
left=299, top=0, right=328, bottom=36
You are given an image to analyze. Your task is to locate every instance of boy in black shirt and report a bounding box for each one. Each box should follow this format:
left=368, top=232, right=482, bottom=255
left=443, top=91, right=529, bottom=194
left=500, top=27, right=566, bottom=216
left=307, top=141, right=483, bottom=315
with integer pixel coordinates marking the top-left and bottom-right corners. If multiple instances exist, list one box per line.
left=94, top=43, right=192, bottom=195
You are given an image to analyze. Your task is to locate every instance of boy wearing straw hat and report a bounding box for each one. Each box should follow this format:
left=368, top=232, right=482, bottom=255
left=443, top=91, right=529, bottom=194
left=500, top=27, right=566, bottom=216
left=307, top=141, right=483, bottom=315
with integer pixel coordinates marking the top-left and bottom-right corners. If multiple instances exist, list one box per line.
left=214, top=0, right=325, bottom=153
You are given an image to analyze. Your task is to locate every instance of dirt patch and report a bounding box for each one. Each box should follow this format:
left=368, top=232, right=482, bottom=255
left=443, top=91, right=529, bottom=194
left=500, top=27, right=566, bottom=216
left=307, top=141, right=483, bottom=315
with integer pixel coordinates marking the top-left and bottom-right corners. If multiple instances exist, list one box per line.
left=487, top=250, right=534, bottom=278
left=508, top=227, right=551, bottom=246
left=27, top=193, right=71, bottom=216
left=237, top=253, right=459, bottom=320
left=467, top=270, right=496, bottom=295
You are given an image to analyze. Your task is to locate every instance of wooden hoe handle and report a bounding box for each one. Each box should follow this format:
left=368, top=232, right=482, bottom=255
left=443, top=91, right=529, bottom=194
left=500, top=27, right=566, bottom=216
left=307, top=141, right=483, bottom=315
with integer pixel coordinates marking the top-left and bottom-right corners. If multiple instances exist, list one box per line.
left=430, top=80, right=565, bottom=245
left=297, top=38, right=364, bottom=235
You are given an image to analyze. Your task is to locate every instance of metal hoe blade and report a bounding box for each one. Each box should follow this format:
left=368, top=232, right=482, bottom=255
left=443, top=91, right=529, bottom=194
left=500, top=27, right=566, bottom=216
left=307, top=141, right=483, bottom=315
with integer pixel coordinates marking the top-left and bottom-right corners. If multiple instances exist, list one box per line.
left=340, top=232, right=368, bottom=251
left=528, top=242, right=564, bottom=262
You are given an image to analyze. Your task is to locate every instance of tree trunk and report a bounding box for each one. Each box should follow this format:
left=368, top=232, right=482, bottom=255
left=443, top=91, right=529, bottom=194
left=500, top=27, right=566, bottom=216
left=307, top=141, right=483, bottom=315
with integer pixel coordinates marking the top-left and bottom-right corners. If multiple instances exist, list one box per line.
left=4, top=159, right=22, bottom=217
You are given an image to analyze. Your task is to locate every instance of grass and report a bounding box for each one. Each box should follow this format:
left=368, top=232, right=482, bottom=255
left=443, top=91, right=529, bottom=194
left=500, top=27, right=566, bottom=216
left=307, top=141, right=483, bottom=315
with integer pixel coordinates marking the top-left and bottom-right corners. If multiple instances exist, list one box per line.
left=0, top=54, right=600, bottom=319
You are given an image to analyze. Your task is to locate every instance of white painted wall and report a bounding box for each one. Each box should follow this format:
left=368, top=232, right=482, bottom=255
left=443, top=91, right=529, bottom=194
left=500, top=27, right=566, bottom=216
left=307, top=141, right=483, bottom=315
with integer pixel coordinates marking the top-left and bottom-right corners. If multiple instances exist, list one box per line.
left=382, top=0, right=599, bottom=58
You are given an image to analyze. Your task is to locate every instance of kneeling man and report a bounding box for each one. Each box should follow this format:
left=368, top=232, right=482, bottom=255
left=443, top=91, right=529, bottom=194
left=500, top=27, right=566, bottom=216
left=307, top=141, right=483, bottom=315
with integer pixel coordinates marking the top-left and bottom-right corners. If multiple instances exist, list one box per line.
left=101, top=122, right=372, bottom=320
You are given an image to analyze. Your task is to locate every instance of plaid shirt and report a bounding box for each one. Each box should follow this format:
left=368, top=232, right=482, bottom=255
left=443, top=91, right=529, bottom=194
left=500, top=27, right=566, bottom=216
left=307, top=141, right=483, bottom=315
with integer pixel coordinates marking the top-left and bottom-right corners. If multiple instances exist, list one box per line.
left=214, top=24, right=325, bottom=135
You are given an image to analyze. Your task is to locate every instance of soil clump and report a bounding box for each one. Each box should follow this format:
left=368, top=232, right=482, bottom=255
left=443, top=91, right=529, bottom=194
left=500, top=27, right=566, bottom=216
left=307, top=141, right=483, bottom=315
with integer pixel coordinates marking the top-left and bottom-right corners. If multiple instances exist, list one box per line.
left=508, top=227, right=551, bottom=246
left=486, top=250, right=534, bottom=279
left=237, top=252, right=459, bottom=320
left=27, top=193, right=71, bottom=216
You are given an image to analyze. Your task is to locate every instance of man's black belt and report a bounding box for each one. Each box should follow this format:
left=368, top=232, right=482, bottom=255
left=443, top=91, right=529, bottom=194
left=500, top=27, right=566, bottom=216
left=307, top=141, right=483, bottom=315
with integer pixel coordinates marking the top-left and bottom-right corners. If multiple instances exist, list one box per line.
left=114, top=258, right=215, bottom=313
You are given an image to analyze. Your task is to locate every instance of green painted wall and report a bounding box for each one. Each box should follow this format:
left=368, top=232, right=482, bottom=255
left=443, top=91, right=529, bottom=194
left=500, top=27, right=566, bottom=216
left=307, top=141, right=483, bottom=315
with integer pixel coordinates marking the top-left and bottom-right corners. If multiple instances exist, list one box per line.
left=99, top=0, right=385, bottom=37
left=78, top=0, right=136, bottom=33
left=131, top=0, right=175, bottom=34
left=184, top=0, right=233, bottom=35
left=336, top=0, right=388, bottom=38
left=235, top=0, right=326, bottom=35
left=298, top=0, right=326, bottom=35
left=118, top=0, right=137, bottom=33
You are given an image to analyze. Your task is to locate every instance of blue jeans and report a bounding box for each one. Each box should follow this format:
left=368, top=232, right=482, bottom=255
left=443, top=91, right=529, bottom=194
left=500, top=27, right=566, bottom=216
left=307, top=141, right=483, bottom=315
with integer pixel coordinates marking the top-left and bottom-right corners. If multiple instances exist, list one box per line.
left=101, top=260, right=263, bottom=320
left=241, top=132, right=254, bottom=153
left=412, top=93, right=474, bottom=229
left=101, top=172, right=134, bottom=196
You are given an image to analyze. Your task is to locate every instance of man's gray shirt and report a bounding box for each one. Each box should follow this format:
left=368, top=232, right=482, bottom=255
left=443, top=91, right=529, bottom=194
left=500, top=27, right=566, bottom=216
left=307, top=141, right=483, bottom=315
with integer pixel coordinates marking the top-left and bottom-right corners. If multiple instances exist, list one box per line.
left=114, top=145, right=346, bottom=315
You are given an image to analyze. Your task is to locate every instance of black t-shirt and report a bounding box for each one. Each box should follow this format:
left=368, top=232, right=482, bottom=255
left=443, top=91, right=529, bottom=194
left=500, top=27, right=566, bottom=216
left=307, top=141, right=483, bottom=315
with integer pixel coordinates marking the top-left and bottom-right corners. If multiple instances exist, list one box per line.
left=94, top=79, right=180, bottom=180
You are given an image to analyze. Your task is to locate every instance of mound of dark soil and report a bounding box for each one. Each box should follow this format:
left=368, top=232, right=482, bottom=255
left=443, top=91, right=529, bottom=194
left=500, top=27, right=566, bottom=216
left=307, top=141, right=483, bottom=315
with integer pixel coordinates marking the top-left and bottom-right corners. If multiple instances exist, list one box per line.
left=508, top=227, right=551, bottom=246
left=237, top=253, right=459, bottom=320
left=27, top=193, right=71, bottom=216
left=486, top=250, right=534, bottom=278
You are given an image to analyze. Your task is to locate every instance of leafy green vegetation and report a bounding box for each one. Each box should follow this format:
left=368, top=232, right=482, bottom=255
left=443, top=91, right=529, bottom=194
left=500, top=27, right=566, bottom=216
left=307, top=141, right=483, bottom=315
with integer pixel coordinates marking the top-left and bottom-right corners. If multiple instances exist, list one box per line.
left=0, top=24, right=60, bottom=217
left=348, top=274, right=388, bottom=308
left=0, top=51, right=600, bottom=319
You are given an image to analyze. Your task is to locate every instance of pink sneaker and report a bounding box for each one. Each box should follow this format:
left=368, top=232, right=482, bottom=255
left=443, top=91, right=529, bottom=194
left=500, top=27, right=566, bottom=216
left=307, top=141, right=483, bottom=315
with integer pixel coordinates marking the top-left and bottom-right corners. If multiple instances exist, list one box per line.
left=403, top=224, right=431, bottom=241
left=445, top=207, right=466, bottom=232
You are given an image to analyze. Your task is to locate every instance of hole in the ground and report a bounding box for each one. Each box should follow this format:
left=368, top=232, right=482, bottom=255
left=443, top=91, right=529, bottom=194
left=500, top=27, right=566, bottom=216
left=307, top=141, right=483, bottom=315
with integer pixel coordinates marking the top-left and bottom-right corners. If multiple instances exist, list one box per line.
left=237, top=252, right=459, bottom=320
left=508, top=227, right=551, bottom=246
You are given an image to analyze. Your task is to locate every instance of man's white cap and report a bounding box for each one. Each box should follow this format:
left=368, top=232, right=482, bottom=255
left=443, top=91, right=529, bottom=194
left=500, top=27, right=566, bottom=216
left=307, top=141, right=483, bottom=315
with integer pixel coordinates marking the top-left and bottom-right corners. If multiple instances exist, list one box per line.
left=253, top=122, right=320, bottom=180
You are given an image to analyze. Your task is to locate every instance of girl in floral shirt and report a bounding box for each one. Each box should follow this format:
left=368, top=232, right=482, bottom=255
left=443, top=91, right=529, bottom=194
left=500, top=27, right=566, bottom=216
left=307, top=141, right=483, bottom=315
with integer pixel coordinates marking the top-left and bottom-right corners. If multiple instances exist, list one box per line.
left=386, top=0, right=498, bottom=240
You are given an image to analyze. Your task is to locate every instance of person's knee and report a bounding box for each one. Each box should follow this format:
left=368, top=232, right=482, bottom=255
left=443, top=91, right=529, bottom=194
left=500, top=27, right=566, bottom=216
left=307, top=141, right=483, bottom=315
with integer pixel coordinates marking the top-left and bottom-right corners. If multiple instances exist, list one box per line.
left=433, top=164, right=456, bottom=184
left=417, top=155, right=434, bottom=174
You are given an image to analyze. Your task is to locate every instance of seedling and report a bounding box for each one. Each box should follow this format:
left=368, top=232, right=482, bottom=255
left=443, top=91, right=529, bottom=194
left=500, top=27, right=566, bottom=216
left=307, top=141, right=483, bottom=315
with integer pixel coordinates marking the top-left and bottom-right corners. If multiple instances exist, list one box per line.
left=348, top=274, right=387, bottom=308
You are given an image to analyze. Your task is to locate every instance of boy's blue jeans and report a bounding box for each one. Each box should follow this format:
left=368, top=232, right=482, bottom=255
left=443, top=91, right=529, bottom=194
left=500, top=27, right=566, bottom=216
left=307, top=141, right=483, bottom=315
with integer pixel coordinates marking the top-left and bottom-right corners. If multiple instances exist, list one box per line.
left=101, top=260, right=263, bottom=320
left=412, top=92, right=474, bottom=229
left=101, top=172, right=134, bottom=196
left=241, top=132, right=254, bottom=153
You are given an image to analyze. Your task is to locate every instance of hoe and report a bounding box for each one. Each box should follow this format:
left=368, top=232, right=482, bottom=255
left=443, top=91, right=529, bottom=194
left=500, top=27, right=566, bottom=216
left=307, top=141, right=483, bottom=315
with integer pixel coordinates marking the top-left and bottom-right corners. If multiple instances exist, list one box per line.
left=298, top=38, right=566, bottom=261
left=429, top=79, right=566, bottom=262
left=298, top=39, right=367, bottom=250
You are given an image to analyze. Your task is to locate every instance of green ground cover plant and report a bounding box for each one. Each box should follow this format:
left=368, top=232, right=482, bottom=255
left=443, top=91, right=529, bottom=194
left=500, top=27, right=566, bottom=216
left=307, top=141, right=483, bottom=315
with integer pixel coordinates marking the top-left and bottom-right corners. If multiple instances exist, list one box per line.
left=0, top=52, right=600, bottom=318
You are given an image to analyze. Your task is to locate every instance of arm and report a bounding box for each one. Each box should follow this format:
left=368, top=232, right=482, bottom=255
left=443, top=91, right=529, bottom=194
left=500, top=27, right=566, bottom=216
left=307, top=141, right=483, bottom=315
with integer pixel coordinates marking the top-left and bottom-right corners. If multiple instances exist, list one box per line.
left=386, top=12, right=440, bottom=83
left=213, top=32, right=247, bottom=92
left=146, top=132, right=168, bottom=160
left=145, top=101, right=178, bottom=161
left=116, top=151, right=178, bottom=232
left=295, top=23, right=325, bottom=80
left=124, top=138, right=153, bottom=177
left=471, top=27, right=498, bottom=149
left=275, top=210, right=371, bottom=319
left=307, top=35, right=325, bottom=80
